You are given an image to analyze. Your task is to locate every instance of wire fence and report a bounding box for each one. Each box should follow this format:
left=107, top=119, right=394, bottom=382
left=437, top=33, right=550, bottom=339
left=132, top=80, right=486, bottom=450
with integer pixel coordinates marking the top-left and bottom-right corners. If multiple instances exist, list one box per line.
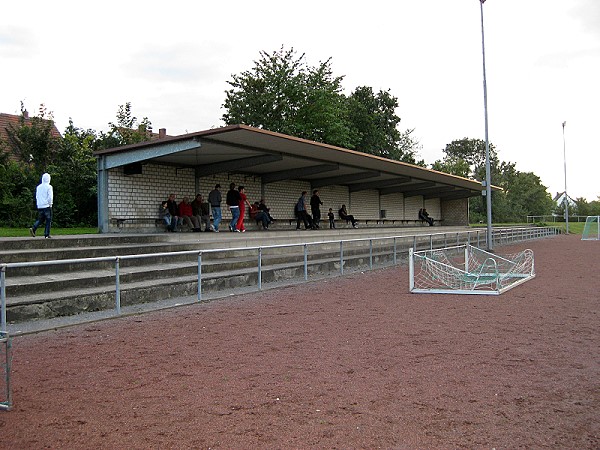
left=1, top=226, right=560, bottom=331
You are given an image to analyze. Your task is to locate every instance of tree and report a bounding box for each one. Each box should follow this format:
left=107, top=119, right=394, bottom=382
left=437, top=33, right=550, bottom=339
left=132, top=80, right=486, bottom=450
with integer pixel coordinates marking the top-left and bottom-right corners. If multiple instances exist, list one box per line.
left=222, top=46, right=420, bottom=161
left=223, top=47, right=356, bottom=149
left=433, top=138, right=554, bottom=223
left=95, top=102, right=153, bottom=150
left=347, top=86, right=421, bottom=164
left=4, top=103, right=61, bottom=175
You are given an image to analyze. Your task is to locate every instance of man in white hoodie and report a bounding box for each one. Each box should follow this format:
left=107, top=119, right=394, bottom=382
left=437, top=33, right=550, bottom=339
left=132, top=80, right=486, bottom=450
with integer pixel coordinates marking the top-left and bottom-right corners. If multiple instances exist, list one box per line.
left=29, top=173, right=54, bottom=238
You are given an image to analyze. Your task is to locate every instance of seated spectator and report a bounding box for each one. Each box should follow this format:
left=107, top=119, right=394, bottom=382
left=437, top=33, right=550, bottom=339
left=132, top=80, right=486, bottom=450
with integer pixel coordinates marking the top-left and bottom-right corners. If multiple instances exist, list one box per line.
left=178, top=196, right=200, bottom=231
left=167, top=193, right=183, bottom=231
left=339, top=204, right=358, bottom=228
left=258, top=198, right=275, bottom=223
left=250, top=201, right=270, bottom=230
left=419, top=208, right=434, bottom=226
left=159, top=201, right=176, bottom=232
left=191, top=194, right=211, bottom=231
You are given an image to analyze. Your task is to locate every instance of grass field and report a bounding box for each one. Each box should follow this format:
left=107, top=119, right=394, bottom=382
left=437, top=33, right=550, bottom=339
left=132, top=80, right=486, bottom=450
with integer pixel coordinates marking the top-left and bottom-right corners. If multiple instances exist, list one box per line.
left=0, top=227, right=98, bottom=237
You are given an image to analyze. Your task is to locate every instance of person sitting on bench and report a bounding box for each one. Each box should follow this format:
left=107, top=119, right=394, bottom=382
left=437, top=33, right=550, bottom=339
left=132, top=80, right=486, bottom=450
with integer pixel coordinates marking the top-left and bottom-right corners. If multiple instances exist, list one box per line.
left=250, top=201, right=270, bottom=230
left=339, top=204, right=358, bottom=228
left=419, top=208, right=434, bottom=226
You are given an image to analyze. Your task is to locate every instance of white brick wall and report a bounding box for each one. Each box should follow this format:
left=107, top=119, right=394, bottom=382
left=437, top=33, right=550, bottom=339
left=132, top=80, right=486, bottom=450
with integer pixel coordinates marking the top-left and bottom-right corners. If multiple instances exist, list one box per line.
left=349, top=190, right=379, bottom=219
left=423, top=198, right=441, bottom=221
left=106, top=163, right=462, bottom=229
left=380, top=193, right=405, bottom=220
left=404, top=195, right=424, bottom=221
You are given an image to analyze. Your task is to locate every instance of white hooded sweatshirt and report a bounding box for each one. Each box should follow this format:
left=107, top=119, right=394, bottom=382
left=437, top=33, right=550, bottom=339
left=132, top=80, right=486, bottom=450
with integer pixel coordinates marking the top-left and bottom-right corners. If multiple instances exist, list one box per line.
left=36, top=173, right=53, bottom=209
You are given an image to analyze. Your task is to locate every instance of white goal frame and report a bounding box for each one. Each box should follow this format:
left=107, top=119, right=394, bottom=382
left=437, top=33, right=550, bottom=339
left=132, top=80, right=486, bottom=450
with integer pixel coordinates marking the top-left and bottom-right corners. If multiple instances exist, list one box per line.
left=581, top=215, right=600, bottom=241
left=409, top=244, right=535, bottom=295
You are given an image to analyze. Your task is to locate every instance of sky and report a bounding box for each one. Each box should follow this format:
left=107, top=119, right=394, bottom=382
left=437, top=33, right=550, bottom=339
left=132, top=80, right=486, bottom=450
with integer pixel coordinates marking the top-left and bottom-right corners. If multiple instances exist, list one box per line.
left=1, top=0, right=599, bottom=201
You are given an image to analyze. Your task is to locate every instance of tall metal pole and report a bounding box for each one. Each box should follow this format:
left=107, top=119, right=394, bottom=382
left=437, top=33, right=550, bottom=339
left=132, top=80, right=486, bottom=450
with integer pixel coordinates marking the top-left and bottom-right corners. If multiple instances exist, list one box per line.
left=562, top=121, right=569, bottom=234
left=480, top=0, right=493, bottom=251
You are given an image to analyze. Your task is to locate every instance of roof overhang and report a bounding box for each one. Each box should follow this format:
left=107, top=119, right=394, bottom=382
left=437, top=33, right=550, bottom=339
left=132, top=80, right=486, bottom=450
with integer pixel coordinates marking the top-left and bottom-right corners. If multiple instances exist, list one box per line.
left=94, top=124, right=500, bottom=198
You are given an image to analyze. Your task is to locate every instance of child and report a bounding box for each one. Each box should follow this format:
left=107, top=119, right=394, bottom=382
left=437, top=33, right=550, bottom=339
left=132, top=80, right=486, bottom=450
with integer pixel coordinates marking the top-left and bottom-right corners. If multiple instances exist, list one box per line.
left=328, top=208, right=335, bottom=229
left=159, top=201, right=175, bottom=231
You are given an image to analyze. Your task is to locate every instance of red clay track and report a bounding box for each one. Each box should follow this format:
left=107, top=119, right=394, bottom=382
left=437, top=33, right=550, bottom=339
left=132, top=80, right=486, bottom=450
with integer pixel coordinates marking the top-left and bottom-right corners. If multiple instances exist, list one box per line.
left=1, top=234, right=598, bottom=448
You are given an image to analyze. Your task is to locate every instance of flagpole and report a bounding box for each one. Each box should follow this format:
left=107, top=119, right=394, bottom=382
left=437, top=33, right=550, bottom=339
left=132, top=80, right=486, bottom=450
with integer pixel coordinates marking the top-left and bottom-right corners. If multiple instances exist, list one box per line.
left=479, top=0, right=493, bottom=251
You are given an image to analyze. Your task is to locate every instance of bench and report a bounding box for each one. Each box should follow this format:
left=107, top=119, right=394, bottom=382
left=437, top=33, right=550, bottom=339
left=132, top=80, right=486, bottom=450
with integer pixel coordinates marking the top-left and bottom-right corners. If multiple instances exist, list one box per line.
left=111, top=217, right=163, bottom=228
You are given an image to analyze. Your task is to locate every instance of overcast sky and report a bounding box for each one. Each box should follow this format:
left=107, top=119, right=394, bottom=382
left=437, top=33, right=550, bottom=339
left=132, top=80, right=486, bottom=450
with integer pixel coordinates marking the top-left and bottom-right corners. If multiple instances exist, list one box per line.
left=2, top=0, right=599, bottom=201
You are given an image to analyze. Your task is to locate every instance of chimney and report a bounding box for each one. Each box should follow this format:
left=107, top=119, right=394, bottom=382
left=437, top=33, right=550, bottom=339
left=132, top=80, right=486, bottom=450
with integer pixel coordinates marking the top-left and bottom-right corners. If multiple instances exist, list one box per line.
left=23, top=110, right=29, bottom=119
left=159, top=128, right=167, bottom=139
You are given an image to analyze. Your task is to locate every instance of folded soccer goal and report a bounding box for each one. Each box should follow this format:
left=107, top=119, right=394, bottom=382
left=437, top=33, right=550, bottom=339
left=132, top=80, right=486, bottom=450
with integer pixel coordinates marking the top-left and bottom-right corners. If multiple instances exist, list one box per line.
left=582, top=215, right=600, bottom=240
left=409, top=244, right=535, bottom=295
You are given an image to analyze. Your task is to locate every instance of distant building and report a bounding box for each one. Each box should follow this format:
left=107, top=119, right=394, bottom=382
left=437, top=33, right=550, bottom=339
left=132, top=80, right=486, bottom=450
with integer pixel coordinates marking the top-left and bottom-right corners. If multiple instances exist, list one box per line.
left=0, top=111, right=62, bottom=163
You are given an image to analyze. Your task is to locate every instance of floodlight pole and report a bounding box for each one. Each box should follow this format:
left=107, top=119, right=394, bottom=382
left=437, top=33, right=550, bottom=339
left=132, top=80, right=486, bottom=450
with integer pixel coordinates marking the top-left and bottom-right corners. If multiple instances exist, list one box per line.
left=480, top=0, right=493, bottom=251
left=562, top=121, right=569, bottom=234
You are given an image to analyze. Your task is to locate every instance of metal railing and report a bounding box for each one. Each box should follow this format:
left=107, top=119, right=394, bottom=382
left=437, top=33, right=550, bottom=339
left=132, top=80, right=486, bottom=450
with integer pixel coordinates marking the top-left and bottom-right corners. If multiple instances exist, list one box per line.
left=1, top=226, right=560, bottom=331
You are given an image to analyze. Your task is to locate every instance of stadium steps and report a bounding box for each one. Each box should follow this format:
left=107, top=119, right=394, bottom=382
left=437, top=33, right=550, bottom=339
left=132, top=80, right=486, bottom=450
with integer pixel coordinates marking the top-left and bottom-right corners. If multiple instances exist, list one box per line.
left=1, top=226, right=467, bottom=323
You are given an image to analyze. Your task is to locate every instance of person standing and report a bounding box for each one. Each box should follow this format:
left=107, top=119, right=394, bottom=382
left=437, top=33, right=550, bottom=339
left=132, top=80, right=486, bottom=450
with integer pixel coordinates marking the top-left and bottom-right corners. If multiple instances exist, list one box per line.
left=226, top=182, right=241, bottom=232
left=208, top=184, right=222, bottom=232
left=167, top=193, right=183, bottom=231
left=328, top=208, right=336, bottom=229
left=295, top=191, right=314, bottom=230
left=310, top=189, right=323, bottom=229
left=236, top=185, right=251, bottom=232
left=29, top=172, right=54, bottom=238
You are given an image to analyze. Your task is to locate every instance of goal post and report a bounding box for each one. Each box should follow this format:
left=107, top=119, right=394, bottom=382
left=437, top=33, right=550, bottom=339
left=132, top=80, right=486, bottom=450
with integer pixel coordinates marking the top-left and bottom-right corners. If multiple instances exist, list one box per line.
left=581, top=216, right=600, bottom=241
left=409, top=244, right=535, bottom=295
left=0, top=331, right=12, bottom=411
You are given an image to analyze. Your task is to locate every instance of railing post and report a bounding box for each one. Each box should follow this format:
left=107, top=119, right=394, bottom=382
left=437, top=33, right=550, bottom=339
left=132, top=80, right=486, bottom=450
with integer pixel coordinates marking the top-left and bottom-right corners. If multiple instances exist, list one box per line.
left=197, top=252, right=202, bottom=302
left=258, top=247, right=262, bottom=290
left=413, top=235, right=417, bottom=252
left=369, top=239, right=373, bottom=270
left=1, top=265, right=6, bottom=333
left=115, top=257, right=121, bottom=315
left=393, top=237, right=397, bottom=265
left=340, top=241, right=344, bottom=275
left=430, top=234, right=434, bottom=250
left=303, top=244, right=308, bottom=281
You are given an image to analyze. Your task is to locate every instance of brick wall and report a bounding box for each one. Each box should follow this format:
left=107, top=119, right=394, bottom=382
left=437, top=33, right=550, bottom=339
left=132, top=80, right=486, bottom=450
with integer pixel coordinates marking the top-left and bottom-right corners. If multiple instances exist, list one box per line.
left=440, top=198, right=469, bottom=225
left=106, top=163, right=469, bottom=230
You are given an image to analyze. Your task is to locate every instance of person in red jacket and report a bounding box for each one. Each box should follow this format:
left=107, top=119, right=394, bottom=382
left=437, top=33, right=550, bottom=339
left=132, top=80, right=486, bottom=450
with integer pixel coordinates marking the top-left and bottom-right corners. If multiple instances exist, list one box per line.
left=178, top=196, right=200, bottom=231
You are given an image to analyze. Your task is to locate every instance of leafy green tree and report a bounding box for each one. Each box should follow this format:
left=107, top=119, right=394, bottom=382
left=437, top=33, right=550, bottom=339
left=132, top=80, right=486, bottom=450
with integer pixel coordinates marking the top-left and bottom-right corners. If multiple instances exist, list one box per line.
left=223, top=46, right=420, bottom=161
left=434, top=138, right=554, bottom=222
left=95, top=102, right=153, bottom=150
left=223, top=47, right=356, bottom=149
left=347, top=86, right=421, bottom=164
left=4, top=103, right=61, bottom=175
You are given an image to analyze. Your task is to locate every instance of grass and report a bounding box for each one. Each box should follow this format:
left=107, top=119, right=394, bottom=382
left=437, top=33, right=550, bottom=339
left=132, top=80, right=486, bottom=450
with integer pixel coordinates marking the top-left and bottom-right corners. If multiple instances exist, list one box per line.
left=470, top=222, right=583, bottom=235
left=0, top=227, right=98, bottom=237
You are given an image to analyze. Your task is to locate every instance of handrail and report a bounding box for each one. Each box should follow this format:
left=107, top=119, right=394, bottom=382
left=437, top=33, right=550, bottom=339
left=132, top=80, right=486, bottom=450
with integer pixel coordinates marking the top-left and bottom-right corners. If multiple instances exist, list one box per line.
left=1, top=226, right=560, bottom=331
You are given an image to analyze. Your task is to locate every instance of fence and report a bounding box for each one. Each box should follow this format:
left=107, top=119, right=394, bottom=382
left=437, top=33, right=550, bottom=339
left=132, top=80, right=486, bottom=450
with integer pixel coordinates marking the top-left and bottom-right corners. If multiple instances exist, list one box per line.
left=527, top=215, right=589, bottom=223
left=1, top=226, right=560, bottom=331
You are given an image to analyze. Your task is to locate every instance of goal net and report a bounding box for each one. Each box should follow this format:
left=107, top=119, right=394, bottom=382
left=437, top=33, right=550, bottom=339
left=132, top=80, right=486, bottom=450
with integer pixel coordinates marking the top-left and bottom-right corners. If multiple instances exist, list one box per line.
left=581, top=216, right=600, bottom=240
left=409, top=244, right=535, bottom=295
left=0, top=332, right=12, bottom=411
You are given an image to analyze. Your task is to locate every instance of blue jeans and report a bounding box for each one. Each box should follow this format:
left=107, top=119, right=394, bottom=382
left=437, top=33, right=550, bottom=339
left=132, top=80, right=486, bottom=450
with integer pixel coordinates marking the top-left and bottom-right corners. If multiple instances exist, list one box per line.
left=211, top=207, right=222, bottom=230
left=229, top=207, right=240, bottom=231
left=33, top=207, right=52, bottom=237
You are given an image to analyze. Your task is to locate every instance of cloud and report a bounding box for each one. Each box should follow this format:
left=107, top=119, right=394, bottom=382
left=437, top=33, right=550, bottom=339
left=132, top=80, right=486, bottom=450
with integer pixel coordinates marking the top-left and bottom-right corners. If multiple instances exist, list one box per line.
left=122, top=42, right=232, bottom=83
left=0, top=26, right=38, bottom=57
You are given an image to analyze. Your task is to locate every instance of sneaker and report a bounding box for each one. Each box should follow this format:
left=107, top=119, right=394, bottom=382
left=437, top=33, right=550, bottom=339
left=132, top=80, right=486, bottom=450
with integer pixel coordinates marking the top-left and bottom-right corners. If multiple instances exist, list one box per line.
left=234, top=229, right=240, bottom=232
left=241, top=229, right=246, bottom=233
left=214, top=229, right=219, bottom=233
left=210, top=224, right=215, bottom=231
left=228, top=225, right=233, bottom=232
left=29, top=227, right=36, bottom=237
left=45, top=235, right=51, bottom=239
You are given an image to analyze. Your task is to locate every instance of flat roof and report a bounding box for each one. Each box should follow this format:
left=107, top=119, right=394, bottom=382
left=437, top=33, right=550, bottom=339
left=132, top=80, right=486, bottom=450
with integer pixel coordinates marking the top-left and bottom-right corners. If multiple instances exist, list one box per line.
left=94, top=124, right=497, bottom=200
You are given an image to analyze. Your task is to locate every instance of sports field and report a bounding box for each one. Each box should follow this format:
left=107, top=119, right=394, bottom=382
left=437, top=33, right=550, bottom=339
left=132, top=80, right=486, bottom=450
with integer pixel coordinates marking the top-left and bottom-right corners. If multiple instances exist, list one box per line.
left=1, top=234, right=598, bottom=448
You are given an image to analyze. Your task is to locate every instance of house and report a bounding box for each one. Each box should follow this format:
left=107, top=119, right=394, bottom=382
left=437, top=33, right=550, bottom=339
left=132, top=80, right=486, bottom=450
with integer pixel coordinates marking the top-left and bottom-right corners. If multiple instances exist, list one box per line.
left=0, top=111, right=62, bottom=163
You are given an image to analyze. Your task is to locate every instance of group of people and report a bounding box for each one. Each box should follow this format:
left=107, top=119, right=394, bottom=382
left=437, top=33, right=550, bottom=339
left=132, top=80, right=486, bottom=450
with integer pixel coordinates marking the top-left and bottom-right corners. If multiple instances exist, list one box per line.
left=159, top=183, right=275, bottom=233
left=295, top=190, right=358, bottom=230
left=225, top=182, right=274, bottom=232
left=159, top=193, right=213, bottom=232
